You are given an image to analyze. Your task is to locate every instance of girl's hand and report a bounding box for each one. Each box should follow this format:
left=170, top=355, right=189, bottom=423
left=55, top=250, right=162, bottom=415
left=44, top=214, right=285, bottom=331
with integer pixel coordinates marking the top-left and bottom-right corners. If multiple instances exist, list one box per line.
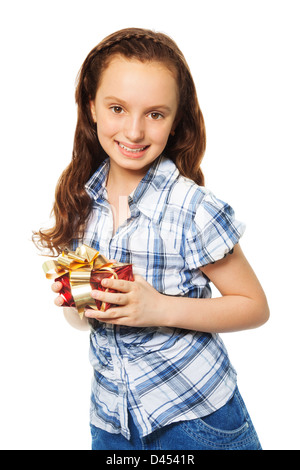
left=85, top=275, right=165, bottom=327
left=51, top=281, right=90, bottom=330
left=51, top=281, right=65, bottom=306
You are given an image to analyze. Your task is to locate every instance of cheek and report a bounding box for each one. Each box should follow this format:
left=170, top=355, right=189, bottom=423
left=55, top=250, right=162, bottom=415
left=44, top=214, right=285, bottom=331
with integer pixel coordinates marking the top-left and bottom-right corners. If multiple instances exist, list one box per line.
left=149, top=124, right=172, bottom=146
left=96, top=114, right=119, bottom=140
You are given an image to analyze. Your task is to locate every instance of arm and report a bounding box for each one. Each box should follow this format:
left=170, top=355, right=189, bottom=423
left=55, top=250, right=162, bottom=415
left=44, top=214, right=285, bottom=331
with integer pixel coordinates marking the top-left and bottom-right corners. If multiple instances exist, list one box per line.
left=85, top=244, right=269, bottom=333
left=63, top=307, right=90, bottom=331
left=52, top=282, right=90, bottom=331
left=163, top=244, right=269, bottom=332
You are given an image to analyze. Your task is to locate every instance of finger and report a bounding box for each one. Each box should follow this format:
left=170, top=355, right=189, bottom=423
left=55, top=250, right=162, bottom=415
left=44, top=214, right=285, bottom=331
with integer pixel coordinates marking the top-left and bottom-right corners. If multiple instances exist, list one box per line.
left=91, top=289, right=127, bottom=305
left=101, top=277, right=133, bottom=292
left=51, top=281, right=62, bottom=293
left=133, top=274, right=146, bottom=283
left=85, top=307, right=124, bottom=322
left=54, top=295, right=64, bottom=306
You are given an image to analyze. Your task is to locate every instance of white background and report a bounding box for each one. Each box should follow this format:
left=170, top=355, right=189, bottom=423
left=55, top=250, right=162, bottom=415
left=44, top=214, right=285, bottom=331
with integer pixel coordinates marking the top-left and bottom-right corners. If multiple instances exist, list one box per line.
left=0, top=0, right=299, bottom=450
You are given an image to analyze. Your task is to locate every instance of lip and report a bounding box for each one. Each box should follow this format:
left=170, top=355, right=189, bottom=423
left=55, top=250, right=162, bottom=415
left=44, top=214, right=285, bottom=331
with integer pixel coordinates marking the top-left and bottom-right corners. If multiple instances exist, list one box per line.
left=115, top=141, right=150, bottom=158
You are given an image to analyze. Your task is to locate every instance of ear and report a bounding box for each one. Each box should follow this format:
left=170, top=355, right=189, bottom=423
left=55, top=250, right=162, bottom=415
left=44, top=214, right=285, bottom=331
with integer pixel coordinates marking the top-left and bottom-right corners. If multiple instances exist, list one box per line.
left=170, top=121, right=176, bottom=137
left=89, top=100, right=97, bottom=123
left=171, top=111, right=181, bottom=136
left=170, top=120, right=178, bottom=136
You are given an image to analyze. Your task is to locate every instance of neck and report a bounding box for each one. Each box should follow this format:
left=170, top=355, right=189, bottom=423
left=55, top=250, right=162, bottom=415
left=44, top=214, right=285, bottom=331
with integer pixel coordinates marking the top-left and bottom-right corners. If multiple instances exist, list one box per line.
left=105, top=161, right=148, bottom=235
left=106, top=160, right=149, bottom=196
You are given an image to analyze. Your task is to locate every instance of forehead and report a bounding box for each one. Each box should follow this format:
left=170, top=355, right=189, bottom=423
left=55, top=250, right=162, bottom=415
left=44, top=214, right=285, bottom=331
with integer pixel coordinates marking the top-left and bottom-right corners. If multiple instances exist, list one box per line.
left=97, top=55, right=179, bottom=105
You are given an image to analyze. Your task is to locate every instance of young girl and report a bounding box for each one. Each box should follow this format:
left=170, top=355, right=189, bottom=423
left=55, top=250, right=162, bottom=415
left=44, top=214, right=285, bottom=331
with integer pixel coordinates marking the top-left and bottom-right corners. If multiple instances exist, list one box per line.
left=34, top=28, right=269, bottom=450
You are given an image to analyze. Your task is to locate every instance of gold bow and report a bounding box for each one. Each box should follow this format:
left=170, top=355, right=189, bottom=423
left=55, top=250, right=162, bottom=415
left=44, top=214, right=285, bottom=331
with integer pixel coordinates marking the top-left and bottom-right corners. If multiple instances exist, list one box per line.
left=43, top=244, right=119, bottom=318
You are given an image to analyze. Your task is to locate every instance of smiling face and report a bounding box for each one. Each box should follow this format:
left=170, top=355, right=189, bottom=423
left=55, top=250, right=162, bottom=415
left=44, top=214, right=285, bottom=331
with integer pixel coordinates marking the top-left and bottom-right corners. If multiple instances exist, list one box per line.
left=90, top=55, right=179, bottom=179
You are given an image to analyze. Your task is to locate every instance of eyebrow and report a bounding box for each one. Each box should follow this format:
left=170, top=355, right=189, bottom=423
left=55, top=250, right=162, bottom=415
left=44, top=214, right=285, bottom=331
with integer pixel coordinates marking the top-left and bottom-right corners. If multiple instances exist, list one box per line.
left=104, top=96, right=172, bottom=113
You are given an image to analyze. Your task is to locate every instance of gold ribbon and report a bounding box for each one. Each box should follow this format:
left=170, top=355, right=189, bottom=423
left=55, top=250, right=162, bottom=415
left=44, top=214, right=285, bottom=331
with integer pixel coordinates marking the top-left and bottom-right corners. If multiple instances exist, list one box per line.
left=43, top=244, right=120, bottom=319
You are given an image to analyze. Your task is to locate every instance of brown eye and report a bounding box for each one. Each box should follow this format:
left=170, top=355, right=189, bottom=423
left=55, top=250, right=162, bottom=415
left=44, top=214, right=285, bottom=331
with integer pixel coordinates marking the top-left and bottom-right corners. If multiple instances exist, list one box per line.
left=111, top=106, right=123, bottom=114
left=149, top=112, right=163, bottom=120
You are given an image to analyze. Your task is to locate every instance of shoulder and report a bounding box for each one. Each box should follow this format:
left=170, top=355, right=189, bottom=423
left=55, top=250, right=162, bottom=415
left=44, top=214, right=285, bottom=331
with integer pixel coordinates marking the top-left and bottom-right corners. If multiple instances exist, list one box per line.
left=167, top=172, right=214, bottom=215
left=168, top=173, right=245, bottom=237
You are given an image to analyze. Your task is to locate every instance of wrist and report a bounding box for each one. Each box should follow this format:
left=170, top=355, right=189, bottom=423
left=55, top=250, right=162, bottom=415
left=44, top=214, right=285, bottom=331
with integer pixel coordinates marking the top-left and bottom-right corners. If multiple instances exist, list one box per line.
left=155, top=295, right=200, bottom=330
left=156, top=293, right=176, bottom=328
left=63, top=307, right=90, bottom=331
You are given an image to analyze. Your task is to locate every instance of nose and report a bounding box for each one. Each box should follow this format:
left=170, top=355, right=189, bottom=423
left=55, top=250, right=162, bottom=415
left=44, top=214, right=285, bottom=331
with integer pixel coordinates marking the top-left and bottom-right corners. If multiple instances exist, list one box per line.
left=123, top=115, right=145, bottom=142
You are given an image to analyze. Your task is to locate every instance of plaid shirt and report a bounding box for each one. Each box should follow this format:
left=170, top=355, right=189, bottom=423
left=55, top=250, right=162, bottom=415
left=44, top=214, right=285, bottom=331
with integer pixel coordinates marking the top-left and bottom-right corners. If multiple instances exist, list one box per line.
left=75, top=155, right=245, bottom=440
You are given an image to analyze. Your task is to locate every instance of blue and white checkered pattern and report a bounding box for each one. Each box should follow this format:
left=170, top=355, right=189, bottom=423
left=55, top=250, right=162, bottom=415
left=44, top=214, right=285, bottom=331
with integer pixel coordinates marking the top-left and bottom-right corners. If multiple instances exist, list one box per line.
left=74, top=155, right=245, bottom=440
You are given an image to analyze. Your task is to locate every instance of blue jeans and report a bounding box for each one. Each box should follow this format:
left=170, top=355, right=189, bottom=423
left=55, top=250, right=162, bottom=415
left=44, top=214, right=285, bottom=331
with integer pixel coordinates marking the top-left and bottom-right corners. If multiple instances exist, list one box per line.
left=90, top=387, right=262, bottom=450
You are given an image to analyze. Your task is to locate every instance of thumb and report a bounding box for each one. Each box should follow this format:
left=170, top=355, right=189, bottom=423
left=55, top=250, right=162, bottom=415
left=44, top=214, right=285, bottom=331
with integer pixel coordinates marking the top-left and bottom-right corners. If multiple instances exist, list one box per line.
left=133, top=274, right=147, bottom=283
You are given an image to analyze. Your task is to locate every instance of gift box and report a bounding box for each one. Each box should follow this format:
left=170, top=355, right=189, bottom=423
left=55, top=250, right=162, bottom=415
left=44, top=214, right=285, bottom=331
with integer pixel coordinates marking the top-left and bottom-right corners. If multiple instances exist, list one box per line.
left=43, top=244, right=133, bottom=318
left=57, top=264, right=133, bottom=312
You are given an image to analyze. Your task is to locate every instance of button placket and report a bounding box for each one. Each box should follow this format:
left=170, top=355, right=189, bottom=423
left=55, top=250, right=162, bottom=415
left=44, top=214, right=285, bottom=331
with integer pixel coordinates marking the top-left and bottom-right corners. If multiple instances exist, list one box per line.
left=106, top=325, right=130, bottom=437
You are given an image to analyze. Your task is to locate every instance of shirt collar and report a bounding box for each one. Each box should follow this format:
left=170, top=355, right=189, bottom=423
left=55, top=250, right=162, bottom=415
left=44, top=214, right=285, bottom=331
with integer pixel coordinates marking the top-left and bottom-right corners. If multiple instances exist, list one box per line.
left=85, top=158, right=110, bottom=202
left=85, top=155, right=179, bottom=221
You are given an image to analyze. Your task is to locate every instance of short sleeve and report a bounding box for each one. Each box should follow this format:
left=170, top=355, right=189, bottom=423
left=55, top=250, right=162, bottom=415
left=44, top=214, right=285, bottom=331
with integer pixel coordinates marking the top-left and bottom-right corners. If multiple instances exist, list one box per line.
left=185, top=191, right=246, bottom=269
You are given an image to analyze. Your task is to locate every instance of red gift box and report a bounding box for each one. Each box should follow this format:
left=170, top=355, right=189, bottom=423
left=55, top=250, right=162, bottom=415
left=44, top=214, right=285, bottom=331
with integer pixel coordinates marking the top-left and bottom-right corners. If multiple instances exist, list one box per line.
left=56, top=264, right=134, bottom=312
left=43, top=244, right=133, bottom=318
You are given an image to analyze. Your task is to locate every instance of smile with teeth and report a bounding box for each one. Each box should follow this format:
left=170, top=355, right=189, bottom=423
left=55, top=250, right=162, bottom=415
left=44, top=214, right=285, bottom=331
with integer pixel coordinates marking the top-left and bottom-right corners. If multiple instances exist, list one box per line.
left=118, top=142, right=149, bottom=153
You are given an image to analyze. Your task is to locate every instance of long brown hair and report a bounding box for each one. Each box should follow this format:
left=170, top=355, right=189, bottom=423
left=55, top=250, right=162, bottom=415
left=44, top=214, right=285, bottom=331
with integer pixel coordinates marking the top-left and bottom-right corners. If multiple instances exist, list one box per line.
left=33, top=28, right=206, bottom=254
